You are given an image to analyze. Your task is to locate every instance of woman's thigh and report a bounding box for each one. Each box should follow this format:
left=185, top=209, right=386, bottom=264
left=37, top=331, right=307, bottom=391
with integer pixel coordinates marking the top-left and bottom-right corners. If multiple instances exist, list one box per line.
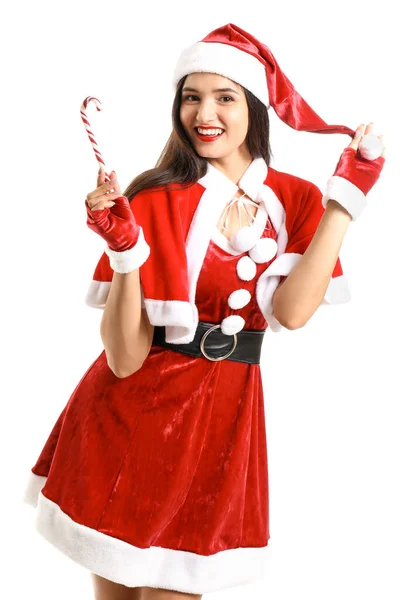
left=141, top=587, right=202, bottom=600
left=91, top=572, right=143, bottom=600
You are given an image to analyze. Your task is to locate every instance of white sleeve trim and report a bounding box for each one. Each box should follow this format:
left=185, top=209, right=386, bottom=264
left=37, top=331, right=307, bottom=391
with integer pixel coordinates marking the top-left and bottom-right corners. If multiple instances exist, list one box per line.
left=104, top=226, right=150, bottom=274
left=322, top=175, right=366, bottom=220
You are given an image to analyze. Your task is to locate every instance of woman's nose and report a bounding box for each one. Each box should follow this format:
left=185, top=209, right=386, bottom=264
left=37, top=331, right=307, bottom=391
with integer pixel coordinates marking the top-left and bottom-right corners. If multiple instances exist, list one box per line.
left=196, top=100, right=216, bottom=123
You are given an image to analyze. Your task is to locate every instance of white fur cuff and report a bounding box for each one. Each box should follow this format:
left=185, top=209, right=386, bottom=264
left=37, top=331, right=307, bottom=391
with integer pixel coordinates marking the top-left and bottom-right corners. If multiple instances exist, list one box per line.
left=104, top=227, right=150, bottom=274
left=322, top=175, right=366, bottom=220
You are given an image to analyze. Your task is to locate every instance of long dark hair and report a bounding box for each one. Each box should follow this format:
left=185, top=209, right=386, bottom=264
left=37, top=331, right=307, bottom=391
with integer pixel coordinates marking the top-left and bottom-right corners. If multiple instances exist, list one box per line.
left=122, top=75, right=273, bottom=201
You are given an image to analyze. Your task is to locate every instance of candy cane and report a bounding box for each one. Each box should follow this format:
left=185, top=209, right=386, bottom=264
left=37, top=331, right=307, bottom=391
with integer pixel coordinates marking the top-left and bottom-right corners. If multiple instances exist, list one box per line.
left=80, top=96, right=111, bottom=182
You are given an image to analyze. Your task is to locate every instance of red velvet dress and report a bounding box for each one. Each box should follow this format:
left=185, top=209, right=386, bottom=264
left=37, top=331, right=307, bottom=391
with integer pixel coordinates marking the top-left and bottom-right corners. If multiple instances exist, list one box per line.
left=24, top=239, right=277, bottom=595
left=23, top=158, right=350, bottom=594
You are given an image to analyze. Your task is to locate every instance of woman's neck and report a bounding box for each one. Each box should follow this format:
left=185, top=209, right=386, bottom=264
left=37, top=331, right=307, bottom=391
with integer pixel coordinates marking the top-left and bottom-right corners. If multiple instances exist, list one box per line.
left=207, top=151, right=253, bottom=186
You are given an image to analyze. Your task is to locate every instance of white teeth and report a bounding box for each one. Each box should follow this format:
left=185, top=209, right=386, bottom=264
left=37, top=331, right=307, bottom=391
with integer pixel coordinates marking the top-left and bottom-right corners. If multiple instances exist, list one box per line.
left=197, top=128, right=224, bottom=136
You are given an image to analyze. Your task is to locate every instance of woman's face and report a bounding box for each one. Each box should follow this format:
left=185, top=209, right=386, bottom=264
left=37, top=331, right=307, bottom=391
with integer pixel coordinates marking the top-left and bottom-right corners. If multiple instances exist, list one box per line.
left=179, top=72, right=250, bottom=162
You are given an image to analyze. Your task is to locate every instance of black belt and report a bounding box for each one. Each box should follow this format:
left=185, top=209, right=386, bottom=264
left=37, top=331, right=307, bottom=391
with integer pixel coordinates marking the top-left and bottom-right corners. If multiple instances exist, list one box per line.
left=152, top=320, right=266, bottom=364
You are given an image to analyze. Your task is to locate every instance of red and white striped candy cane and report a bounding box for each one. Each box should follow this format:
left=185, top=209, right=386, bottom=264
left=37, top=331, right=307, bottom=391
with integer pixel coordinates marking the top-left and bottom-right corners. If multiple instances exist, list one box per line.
left=80, top=96, right=111, bottom=183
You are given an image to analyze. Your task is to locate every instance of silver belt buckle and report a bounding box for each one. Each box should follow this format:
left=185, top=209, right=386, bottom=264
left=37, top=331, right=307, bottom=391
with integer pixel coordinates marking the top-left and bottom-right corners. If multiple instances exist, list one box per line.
left=199, top=324, right=238, bottom=361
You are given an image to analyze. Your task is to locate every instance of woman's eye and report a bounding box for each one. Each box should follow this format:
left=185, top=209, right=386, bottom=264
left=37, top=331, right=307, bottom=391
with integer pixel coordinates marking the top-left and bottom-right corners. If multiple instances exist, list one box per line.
left=182, top=95, right=234, bottom=102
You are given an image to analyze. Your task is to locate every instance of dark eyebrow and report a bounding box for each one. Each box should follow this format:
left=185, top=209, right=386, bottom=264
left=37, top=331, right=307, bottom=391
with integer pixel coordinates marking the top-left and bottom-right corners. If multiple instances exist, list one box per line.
left=182, top=86, right=240, bottom=95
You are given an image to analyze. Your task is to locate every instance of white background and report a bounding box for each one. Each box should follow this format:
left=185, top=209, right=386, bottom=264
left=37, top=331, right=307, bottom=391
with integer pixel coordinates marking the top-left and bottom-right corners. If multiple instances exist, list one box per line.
left=3, top=0, right=416, bottom=598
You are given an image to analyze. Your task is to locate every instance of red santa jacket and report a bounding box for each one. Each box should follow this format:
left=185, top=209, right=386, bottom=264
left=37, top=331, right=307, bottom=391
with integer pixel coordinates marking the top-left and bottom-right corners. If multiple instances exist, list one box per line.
left=85, top=157, right=350, bottom=344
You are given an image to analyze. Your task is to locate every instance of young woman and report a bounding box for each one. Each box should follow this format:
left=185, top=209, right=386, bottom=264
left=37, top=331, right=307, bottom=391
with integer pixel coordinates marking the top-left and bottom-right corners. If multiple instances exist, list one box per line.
left=24, top=23, right=385, bottom=600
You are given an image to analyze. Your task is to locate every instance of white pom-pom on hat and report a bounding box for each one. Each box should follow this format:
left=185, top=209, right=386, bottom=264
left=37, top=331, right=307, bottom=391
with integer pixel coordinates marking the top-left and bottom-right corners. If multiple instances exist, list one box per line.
left=358, top=133, right=384, bottom=160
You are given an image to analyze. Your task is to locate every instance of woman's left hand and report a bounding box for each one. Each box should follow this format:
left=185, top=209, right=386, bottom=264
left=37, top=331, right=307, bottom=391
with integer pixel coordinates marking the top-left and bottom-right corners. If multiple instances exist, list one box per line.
left=339, top=122, right=386, bottom=195
left=322, top=122, right=387, bottom=220
left=348, top=122, right=386, bottom=157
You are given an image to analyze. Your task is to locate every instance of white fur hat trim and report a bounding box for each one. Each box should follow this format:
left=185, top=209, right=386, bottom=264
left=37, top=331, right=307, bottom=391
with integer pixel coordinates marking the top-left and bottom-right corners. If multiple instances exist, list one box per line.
left=172, top=41, right=270, bottom=107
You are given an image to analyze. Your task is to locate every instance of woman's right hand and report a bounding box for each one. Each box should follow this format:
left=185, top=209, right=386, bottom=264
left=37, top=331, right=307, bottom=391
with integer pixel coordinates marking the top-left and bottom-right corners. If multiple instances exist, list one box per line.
left=85, top=168, right=140, bottom=252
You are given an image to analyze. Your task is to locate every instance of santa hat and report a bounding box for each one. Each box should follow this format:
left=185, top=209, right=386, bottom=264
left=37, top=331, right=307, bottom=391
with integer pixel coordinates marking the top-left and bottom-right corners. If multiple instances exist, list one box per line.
left=173, top=23, right=356, bottom=139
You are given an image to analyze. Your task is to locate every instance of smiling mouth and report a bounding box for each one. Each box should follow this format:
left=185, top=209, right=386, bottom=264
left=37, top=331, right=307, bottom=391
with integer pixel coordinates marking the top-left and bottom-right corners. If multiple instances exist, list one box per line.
left=194, top=127, right=225, bottom=136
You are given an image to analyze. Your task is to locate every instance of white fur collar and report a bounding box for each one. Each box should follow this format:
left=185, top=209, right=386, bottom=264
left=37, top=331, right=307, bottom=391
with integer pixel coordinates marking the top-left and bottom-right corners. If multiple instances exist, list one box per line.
left=197, top=156, right=269, bottom=201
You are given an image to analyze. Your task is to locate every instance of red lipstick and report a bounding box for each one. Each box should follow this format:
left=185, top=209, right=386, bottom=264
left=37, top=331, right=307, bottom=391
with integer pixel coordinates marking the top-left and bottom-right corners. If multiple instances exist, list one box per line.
left=194, top=127, right=224, bottom=143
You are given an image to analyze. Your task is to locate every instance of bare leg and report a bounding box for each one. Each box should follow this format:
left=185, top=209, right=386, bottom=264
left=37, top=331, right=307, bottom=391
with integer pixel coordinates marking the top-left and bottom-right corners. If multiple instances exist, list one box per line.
left=141, top=587, right=202, bottom=600
left=91, top=572, right=143, bottom=600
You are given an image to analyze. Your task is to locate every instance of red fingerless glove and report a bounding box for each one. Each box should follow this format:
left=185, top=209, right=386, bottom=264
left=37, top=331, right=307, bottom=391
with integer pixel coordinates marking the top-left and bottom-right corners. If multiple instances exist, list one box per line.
left=85, top=195, right=139, bottom=251
left=322, top=147, right=386, bottom=220
left=85, top=195, right=150, bottom=273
